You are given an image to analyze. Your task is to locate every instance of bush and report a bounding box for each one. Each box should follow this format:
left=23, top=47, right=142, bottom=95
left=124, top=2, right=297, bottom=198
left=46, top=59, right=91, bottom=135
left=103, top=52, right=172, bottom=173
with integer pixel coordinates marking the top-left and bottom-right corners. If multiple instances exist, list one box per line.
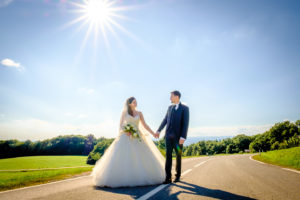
left=86, top=138, right=114, bottom=164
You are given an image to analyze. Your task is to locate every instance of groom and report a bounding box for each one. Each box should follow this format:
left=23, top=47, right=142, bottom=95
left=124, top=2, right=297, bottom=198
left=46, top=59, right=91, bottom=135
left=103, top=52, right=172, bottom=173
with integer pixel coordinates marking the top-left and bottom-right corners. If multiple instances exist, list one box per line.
left=155, top=90, right=189, bottom=184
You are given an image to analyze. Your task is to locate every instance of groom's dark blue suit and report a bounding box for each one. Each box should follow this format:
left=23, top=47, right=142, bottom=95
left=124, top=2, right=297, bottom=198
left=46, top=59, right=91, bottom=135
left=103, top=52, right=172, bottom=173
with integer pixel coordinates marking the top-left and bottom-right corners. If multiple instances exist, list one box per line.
left=157, top=102, right=189, bottom=181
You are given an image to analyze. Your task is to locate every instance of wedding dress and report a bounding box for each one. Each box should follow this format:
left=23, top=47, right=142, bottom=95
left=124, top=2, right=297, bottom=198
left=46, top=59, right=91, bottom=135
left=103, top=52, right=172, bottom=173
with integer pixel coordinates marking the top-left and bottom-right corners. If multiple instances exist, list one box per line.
left=91, top=110, right=165, bottom=188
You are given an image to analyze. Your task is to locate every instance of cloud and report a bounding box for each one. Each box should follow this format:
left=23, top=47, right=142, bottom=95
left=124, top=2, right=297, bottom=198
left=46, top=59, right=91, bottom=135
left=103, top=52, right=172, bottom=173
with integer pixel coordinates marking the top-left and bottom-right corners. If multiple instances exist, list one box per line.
left=0, top=118, right=118, bottom=140
left=189, top=124, right=273, bottom=137
left=0, top=0, right=13, bottom=7
left=1, top=58, right=24, bottom=71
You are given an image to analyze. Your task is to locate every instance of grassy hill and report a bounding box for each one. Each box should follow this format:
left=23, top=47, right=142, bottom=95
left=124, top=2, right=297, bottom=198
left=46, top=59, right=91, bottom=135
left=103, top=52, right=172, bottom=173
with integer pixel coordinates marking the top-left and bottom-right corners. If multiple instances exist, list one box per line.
left=252, top=147, right=300, bottom=171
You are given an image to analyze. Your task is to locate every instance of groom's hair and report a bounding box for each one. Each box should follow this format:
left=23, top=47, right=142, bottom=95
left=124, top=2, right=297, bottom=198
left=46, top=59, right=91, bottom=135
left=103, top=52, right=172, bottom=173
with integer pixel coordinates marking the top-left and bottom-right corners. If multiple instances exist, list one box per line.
left=171, top=90, right=181, bottom=99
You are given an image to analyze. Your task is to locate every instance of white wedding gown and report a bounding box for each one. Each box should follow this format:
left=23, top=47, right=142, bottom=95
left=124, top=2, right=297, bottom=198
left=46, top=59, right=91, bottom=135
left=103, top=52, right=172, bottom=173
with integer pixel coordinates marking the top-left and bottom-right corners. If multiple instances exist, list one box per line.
left=91, top=112, right=165, bottom=188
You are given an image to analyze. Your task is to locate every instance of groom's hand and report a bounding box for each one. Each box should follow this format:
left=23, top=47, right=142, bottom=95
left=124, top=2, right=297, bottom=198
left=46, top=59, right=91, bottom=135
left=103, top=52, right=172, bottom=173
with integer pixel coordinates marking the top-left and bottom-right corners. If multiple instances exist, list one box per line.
left=179, top=138, right=185, bottom=145
left=155, top=132, right=160, bottom=138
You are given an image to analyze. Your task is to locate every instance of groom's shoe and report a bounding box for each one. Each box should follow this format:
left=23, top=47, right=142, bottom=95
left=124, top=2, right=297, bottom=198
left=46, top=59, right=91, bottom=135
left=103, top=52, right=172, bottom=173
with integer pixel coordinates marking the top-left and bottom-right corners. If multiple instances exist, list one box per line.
left=163, top=179, right=172, bottom=184
left=173, top=177, right=180, bottom=183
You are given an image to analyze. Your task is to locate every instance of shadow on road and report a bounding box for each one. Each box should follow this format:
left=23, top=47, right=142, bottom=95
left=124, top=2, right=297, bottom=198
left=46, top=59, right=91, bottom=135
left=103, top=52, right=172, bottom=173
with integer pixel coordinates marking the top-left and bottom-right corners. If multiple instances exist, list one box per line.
left=93, top=184, right=161, bottom=199
left=155, top=181, right=257, bottom=200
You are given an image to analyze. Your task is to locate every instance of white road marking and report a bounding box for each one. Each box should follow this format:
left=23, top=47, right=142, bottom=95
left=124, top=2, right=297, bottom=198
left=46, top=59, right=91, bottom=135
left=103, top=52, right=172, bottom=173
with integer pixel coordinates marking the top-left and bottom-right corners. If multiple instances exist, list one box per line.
left=282, top=168, right=300, bottom=174
left=0, top=175, right=91, bottom=194
left=249, top=155, right=300, bottom=174
left=136, top=184, right=168, bottom=200
left=137, top=160, right=209, bottom=200
left=249, top=155, right=266, bottom=164
left=181, top=169, right=192, bottom=176
left=194, top=160, right=207, bottom=168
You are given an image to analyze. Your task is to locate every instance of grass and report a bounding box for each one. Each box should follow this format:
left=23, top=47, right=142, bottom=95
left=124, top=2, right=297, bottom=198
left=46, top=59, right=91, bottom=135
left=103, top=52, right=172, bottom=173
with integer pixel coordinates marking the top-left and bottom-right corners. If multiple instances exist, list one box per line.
left=0, top=156, right=93, bottom=191
left=252, top=146, right=300, bottom=171
left=0, top=155, right=91, bottom=170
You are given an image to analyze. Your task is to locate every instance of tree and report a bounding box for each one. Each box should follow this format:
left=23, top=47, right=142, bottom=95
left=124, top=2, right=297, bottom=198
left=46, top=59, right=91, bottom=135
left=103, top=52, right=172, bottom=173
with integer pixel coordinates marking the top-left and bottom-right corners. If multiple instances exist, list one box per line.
left=87, top=138, right=114, bottom=164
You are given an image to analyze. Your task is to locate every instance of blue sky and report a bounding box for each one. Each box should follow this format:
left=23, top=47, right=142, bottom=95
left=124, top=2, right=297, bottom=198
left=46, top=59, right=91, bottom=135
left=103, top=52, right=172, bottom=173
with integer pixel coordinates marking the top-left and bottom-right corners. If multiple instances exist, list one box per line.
left=0, top=0, right=299, bottom=140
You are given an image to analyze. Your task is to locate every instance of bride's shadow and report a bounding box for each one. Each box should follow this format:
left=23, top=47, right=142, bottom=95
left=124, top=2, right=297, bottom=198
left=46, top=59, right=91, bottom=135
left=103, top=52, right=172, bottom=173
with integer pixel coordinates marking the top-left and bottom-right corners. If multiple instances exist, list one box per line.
left=94, top=181, right=257, bottom=200
left=154, top=181, right=257, bottom=200
left=93, top=184, right=161, bottom=199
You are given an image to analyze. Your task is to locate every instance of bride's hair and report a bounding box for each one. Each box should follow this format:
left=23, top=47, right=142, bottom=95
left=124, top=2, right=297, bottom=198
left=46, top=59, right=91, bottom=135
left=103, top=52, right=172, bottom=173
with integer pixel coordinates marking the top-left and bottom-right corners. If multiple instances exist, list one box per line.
left=126, top=97, right=136, bottom=116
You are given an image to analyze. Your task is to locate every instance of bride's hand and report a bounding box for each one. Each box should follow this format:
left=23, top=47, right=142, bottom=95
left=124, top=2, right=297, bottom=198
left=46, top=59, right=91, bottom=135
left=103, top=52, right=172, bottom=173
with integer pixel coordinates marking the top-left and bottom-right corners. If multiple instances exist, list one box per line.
left=126, top=132, right=131, bottom=137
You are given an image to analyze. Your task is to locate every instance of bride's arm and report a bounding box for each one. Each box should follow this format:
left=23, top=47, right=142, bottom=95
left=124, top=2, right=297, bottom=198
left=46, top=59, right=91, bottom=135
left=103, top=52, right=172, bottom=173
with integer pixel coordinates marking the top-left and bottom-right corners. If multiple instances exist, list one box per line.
left=139, top=112, right=155, bottom=136
left=119, top=112, right=130, bottom=136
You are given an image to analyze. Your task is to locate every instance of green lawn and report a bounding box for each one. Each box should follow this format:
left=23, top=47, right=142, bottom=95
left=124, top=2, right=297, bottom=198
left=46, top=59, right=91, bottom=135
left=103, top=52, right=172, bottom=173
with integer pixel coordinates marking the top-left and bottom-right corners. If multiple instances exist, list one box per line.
left=252, top=146, right=300, bottom=171
left=0, top=155, right=91, bottom=170
left=0, top=156, right=93, bottom=191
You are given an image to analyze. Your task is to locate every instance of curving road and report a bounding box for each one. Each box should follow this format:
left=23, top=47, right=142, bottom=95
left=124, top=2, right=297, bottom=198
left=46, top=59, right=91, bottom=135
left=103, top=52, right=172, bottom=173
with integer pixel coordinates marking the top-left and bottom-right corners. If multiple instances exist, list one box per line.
left=0, top=154, right=299, bottom=200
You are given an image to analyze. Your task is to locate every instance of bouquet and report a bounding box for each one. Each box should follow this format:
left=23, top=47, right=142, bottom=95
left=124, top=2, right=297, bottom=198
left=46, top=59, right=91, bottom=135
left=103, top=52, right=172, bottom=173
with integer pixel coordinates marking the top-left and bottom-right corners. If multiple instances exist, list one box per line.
left=123, top=123, right=141, bottom=142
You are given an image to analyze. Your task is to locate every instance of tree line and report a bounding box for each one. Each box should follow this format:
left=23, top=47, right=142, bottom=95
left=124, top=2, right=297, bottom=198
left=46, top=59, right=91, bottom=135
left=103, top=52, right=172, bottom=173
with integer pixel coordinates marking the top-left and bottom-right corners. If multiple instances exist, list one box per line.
left=0, top=134, right=102, bottom=159
left=87, top=120, right=300, bottom=163
left=1, top=120, right=299, bottom=164
left=180, top=120, right=300, bottom=156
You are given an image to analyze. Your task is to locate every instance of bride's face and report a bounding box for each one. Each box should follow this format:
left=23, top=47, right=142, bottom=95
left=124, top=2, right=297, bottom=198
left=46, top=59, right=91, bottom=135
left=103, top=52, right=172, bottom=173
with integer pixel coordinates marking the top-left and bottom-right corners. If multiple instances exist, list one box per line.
left=130, top=99, right=137, bottom=109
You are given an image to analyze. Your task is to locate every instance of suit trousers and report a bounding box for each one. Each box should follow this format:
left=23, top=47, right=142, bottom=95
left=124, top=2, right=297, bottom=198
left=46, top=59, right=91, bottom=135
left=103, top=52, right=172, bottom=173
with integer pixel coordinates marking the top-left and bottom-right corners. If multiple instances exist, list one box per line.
left=165, top=137, right=183, bottom=180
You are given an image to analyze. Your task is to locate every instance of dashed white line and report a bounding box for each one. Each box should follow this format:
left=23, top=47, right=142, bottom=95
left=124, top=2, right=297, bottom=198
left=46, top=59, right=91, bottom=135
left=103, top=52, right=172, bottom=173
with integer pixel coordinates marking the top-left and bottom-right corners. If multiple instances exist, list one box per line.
left=136, top=184, right=168, bottom=200
left=181, top=169, right=192, bottom=176
left=194, top=160, right=207, bottom=168
left=137, top=160, right=209, bottom=200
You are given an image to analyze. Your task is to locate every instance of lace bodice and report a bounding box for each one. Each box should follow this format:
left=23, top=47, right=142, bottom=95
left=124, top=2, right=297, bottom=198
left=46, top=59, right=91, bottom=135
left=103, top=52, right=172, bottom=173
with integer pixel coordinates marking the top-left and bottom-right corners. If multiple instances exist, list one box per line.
left=119, top=112, right=140, bottom=135
left=124, top=113, right=140, bottom=127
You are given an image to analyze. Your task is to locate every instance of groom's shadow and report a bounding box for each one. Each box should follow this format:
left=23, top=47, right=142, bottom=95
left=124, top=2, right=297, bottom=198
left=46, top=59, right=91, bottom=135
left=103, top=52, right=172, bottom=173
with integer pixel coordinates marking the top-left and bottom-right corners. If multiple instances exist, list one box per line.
left=152, top=181, right=257, bottom=200
left=94, top=181, right=257, bottom=200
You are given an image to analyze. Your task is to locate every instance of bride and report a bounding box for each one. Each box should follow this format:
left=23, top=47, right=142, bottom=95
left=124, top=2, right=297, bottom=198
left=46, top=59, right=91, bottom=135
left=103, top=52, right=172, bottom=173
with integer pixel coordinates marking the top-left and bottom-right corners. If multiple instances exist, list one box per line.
left=91, top=97, right=165, bottom=188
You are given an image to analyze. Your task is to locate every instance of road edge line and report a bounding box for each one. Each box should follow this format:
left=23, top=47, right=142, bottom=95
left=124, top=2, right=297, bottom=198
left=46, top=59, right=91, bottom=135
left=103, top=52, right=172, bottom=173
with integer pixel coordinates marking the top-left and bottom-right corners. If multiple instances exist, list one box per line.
left=249, top=155, right=300, bottom=174
left=0, top=174, right=91, bottom=194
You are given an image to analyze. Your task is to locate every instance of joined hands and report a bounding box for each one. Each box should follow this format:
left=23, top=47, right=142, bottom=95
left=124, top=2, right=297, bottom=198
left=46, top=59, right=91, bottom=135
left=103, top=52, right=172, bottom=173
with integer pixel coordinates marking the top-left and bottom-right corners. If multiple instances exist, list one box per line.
left=153, top=132, right=160, bottom=139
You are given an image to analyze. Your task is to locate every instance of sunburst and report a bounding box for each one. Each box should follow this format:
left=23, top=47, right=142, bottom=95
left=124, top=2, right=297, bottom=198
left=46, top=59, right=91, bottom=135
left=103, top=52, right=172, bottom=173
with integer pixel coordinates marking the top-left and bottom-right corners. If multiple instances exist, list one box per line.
left=65, top=0, right=137, bottom=50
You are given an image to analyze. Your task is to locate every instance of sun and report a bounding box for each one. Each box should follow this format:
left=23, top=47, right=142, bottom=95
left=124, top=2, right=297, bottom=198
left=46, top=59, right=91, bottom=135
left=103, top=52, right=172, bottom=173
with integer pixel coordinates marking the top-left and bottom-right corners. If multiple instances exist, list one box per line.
left=85, top=0, right=112, bottom=25
left=65, top=0, right=137, bottom=50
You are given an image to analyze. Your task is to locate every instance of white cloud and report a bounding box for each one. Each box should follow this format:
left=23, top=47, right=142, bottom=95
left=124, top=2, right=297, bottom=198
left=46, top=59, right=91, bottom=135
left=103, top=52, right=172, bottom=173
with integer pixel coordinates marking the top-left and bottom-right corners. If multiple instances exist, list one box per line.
left=1, top=58, right=24, bottom=71
left=0, top=0, right=13, bottom=7
left=0, top=118, right=118, bottom=140
left=189, top=124, right=273, bottom=137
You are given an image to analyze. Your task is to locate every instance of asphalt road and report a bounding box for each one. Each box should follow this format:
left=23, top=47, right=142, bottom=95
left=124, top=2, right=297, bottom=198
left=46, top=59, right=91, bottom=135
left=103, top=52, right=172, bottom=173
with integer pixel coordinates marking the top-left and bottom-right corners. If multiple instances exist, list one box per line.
left=0, top=154, right=299, bottom=200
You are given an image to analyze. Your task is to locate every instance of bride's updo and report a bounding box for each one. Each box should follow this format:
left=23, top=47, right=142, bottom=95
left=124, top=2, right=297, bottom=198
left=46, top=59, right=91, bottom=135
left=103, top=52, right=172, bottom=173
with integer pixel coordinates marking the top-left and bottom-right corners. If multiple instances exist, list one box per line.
left=126, top=97, right=136, bottom=117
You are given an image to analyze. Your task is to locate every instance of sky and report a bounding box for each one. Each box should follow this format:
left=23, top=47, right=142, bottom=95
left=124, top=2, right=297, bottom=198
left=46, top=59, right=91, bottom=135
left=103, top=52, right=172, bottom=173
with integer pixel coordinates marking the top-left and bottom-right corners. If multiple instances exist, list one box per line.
left=0, top=0, right=299, bottom=141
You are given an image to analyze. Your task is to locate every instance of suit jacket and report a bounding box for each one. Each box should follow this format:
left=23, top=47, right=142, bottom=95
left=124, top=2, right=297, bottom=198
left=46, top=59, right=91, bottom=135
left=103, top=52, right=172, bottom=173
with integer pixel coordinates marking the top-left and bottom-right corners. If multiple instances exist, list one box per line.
left=157, top=102, right=189, bottom=140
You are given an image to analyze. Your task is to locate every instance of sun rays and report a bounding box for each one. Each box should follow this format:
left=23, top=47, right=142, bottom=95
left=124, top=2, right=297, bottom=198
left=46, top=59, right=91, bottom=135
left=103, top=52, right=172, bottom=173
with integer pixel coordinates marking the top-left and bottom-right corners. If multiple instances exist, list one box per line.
left=65, top=0, right=139, bottom=51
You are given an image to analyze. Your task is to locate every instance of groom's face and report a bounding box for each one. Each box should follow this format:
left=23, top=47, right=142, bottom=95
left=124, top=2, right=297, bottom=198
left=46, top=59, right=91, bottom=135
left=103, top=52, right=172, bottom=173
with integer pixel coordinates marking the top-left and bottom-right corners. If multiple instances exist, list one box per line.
left=170, top=93, right=176, bottom=103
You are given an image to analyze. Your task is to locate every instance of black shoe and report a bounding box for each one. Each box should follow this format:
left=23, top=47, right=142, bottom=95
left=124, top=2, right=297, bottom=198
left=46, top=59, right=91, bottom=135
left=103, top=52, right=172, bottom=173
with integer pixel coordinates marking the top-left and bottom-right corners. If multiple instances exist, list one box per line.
left=173, top=177, right=180, bottom=182
left=163, top=179, right=172, bottom=184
